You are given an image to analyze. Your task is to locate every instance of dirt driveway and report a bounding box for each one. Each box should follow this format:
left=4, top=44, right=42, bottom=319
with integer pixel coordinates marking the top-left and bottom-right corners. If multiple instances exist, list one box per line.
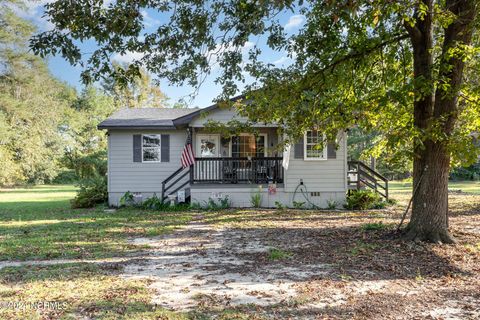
left=122, top=194, right=480, bottom=319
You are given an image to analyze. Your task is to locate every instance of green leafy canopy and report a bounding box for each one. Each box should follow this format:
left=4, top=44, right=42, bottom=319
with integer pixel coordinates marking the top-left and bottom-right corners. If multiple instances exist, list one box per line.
left=30, top=0, right=480, bottom=166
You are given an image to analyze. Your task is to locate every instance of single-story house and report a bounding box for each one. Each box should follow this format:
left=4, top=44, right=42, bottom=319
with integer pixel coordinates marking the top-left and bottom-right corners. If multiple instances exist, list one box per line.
left=98, top=103, right=387, bottom=208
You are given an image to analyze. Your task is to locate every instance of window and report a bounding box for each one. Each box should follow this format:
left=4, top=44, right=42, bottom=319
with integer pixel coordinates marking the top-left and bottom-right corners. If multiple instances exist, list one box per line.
left=196, top=135, right=219, bottom=157
left=142, top=134, right=161, bottom=162
left=304, top=130, right=327, bottom=160
left=231, top=134, right=266, bottom=158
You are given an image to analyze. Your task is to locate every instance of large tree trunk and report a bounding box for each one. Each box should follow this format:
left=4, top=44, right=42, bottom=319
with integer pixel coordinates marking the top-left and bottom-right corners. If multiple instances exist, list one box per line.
left=404, top=0, right=476, bottom=243
left=406, top=141, right=453, bottom=243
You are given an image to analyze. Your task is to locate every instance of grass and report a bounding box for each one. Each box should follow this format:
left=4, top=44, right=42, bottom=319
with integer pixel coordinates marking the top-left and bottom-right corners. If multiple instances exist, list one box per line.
left=0, top=263, right=186, bottom=320
left=389, top=180, right=480, bottom=194
left=0, top=185, right=192, bottom=261
left=348, top=241, right=379, bottom=256
left=360, top=222, right=388, bottom=231
left=268, top=248, right=292, bottom=260
left=0, top=183, right=478, bottom=319
left=0, top=184, right=195, bottom=319
left=0, top=184, right=77, bottom=215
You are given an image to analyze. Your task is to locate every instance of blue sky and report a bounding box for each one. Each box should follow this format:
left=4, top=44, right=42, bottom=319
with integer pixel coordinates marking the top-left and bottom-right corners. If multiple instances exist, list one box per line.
left=21, top=1, right=305, bottom=108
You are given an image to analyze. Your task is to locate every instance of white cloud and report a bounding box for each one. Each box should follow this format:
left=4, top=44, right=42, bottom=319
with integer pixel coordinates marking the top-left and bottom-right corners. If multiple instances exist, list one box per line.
left=242, top=41, right=255, bottom=52
left=10, top=1, right=55, bottom=31
left=13, top=1, right=117, bottom=32
left=112, top=51, right=144, bottom=64
left=273, top=56, right=289, bottom=65
left=141, top=10, right=160, bottom=28
left=284, top=15, right=305, bottom=30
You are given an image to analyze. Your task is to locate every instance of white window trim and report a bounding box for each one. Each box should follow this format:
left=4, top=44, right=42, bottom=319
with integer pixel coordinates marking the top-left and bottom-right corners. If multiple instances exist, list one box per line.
left=196, top=134, right=220, bottom=158
left=141, top=134, right=162, bottom=163
left=229, top=133, right=268, bottom=158
left=304, top=131, right=327, bottom=161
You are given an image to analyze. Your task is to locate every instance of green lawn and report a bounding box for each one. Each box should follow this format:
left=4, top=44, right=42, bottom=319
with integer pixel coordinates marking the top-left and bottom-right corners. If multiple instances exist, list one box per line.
left=0, top=184, right=478, bottom=319
left=0, top=185, right=195, bottom=319
left=0, top=185, right=192, bottom=261
left=389, top=180, right=480, bottom=194
left=0, top=184, right=78, bottom=216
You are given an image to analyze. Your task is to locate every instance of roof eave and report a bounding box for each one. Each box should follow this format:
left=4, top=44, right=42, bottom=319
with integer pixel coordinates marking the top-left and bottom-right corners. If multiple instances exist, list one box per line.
left=172, top=94, right=247, bottom=126
left=98, top=125, right=177, bottom=130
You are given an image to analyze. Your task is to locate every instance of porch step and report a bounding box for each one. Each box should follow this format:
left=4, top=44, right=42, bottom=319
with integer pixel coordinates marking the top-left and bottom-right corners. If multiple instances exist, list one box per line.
left=167, top=187, right=191, bottom=204
left=347, top=161, right=389, bottom=200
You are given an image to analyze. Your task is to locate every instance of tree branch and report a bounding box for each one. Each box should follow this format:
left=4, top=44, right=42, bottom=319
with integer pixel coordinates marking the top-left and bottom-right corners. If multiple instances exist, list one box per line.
left=315, top=33, right=410, bottom=75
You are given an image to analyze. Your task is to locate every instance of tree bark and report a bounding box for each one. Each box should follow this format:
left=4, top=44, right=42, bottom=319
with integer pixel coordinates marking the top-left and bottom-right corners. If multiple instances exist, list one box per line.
left=406, top=141, right=454, bottom=243
left=404, top=0, right=476, bottom=243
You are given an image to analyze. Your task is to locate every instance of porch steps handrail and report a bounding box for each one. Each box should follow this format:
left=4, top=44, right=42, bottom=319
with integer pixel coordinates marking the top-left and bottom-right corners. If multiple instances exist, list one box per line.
left=347, top=160, right=389, bottom=200
left=161, top=166, right=191, bottom=201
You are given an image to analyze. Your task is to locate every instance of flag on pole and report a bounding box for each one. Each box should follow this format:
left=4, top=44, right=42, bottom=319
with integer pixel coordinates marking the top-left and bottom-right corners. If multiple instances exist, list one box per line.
left=282, top=144, right=291, bottom=171
left=181, top=129, right=195, bottom=168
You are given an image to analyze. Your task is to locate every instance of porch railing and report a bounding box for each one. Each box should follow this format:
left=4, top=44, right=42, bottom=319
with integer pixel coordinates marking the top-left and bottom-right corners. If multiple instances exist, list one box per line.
left=347, top=161, right=389, bottom=200
left=191, top=157, right=284, bottom=184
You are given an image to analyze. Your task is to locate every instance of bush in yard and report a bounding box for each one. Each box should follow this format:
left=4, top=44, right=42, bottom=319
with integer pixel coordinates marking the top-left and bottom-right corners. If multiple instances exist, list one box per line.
left=74, top=150, right=108, bottom=180
left=344, top=190, right=383, bottom=210
left=71, top=175, right=108, bottom=208
left=326, top=199, right=339, bottom=210
left=274, top=201, right=285, bottom=210
left=199, top=196, right=231, bottom=210
left=141, top=193, right=163, bottom=210
left=119, top=191, right=135, bottom=207
left=250, top=190, right=262, bottom=208
left=292, top=201, right=305, bottom=209
left=141, top=195, right=191, bottom=211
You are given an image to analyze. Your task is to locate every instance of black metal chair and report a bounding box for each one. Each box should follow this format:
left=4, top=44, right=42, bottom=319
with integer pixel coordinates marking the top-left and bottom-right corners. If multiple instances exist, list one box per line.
left=255, top=163, right=268, bottom=184
left=223, top=162, right=238, bottom=184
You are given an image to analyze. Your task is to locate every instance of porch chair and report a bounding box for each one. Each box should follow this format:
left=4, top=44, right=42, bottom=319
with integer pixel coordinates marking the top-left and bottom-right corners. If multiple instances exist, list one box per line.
left=223, top=162, right=238, bottom=184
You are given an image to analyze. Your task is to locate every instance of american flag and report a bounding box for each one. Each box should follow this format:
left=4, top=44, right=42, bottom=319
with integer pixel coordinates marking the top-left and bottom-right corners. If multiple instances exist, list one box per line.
left=181, top=130, right=195, bottom=168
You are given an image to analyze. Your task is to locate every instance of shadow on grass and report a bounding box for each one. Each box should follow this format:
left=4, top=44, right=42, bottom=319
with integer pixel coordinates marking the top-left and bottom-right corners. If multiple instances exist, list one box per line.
left=202, top=209, right=395, bottom=226
left=193, top=286, right=480, bottom=319
left=1, top=208, right=478, bottom=319
left=0, top=209, right=192, bottom=261
left=0, top=262, right=182, bottom=320
left=175, top=223, right=471, bottom=281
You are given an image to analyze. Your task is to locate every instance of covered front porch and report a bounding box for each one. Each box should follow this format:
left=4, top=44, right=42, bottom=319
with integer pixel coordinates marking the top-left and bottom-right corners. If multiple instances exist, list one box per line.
left=191, top=127, right=284, bottom=185
left=191, top=156, right=284, bottom=184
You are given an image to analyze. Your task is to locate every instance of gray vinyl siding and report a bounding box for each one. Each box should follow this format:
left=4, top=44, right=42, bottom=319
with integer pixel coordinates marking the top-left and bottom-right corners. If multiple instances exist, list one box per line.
left=284, top=132, right=347, bottom=192
left=105, top=107, right=348, bottom=207
left=189, top=107, right=277, bottom=127
left=108, top=129, right=187, bottom=194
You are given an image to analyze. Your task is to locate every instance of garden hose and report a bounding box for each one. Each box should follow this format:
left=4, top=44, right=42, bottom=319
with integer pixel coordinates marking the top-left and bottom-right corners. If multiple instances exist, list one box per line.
left=292, top=181, right=322, bottom=209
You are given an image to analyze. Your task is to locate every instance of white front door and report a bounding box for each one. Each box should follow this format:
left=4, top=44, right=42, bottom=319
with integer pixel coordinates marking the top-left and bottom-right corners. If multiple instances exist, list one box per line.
left=196, top=134, right=220, bottom=158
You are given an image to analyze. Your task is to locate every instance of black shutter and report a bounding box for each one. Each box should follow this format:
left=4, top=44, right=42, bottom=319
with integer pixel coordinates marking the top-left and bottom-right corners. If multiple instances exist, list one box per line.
left=161, top=134, right=170, bottom=162
left=133, top=134, right=142, bottom=162
left=327, top=141, right=337, bottom=159
left=294, top=136, right=304, bottom=159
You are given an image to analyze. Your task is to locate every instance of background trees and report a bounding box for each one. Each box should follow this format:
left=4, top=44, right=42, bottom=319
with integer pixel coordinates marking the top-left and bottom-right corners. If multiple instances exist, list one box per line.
left=30, top=0, right=479, bottom=242
left=0, top=4, right=74, bottom=185
left=0, top=2, right=167, bottom=186
left=101, top=62, right=168, bottom=109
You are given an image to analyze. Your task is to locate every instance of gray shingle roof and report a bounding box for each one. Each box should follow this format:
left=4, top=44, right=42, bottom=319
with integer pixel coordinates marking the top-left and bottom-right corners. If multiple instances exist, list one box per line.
left=98, top=108, right=200, bottom=129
